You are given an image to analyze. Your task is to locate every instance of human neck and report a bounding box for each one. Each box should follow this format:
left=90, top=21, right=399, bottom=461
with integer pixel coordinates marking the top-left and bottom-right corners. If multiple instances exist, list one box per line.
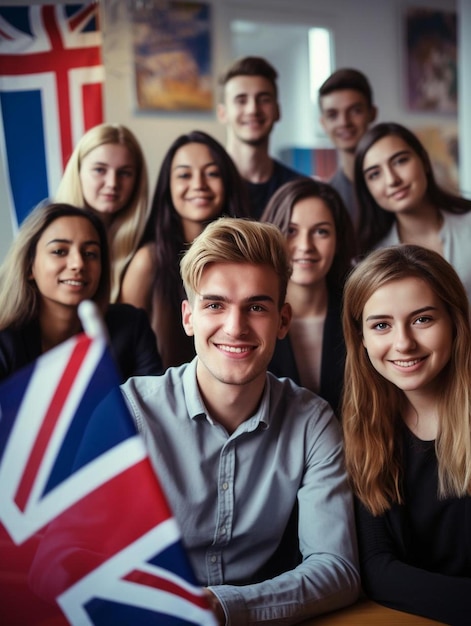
left=38, top=305, right=82, bottom=353
left=396, top=203, right=442, bottom=244
left=338, top=149, right=355, bottom=181
left=287, top=280, right=328, bottom=319
left=182, top=219, right=206, bottom=244
left=196, top=363, right=266, bottom=435
left=226, top=137, right=273, bottom=183
left=402, top=392, right=439, bottom=441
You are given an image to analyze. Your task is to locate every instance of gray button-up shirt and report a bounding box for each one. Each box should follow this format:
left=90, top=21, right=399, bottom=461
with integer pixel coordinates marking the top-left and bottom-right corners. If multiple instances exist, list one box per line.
left=121, top=358, right=359, bottom=625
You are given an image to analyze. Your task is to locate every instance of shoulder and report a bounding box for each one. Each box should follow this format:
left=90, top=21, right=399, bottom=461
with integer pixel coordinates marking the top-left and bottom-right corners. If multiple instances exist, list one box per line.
left=105, top=302, right=148, bottom=324
left=442, top=210, right=471, bottom=228
left=126, top=243, right=156, bottom=274
left=375, top=225, right=399, bottom=248
left=0, top=322, right=41, bottom=381
left=267, top=372, right=336, bottom=424
left=272, top=159, right=303, bottom=183
left=120, top=364, right=188, bottom=417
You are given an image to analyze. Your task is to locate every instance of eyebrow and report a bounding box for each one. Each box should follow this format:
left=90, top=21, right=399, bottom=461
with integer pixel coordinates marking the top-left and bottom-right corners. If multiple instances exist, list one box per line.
left=365, top=305, right=438, bottom=322
left=363, top=149, right=411, bottom=175
left=46, top=238, right=100, bottom=246
left=234, top=90, right=274, bottom=99
left=199, top=293, right=276, bottom=304
left=90, top=160, right=134, bottom=169
left=173, top=162, right=217, bottom=170
left=289, top=220, right=333, bottom=227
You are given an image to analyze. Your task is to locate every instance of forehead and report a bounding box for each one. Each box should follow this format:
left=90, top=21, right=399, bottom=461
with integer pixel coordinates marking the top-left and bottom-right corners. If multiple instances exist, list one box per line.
left=38, top=216, right=100, bottom=243
left=197, top=262, right=280, bottom=301
left=363, top=135, right=414, bottom=166
left=82, top=142, right=134, bottom=166
left=172, top=142, right=214, bottom=167
left=320, top=88, right=369, bottom=111
left=224, top=75, right=276, bottom=99
left=363, top=277, right=441, bottom=316
left=291, top=196, right=334, bottom=224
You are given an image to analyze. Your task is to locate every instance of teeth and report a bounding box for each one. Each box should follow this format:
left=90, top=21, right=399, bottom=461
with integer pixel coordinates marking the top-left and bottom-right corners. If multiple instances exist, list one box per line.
left=219, top=345, right=251, bottom=354
left=394, top=359, right=421, bottom=367
left=62, top=280, right=84, bottom=286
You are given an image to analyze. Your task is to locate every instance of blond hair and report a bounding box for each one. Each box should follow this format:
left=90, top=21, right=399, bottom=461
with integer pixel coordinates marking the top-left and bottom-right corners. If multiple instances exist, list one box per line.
left=342, top=245, right=471, bottom=515
left=55, top=123, right=149, bottom=301
left=180, top=217, right=291, bottom=308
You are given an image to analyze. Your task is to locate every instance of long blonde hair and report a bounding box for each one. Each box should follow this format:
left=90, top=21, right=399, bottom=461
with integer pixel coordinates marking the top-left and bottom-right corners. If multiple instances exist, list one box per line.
left=342, top=245, right=471, bottom=515
left=55, top=123, right=149, bottom=301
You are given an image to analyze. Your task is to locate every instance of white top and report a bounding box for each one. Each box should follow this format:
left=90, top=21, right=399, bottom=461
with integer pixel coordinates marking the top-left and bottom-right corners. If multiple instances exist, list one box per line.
left=376, top=210, right=471, bottom=303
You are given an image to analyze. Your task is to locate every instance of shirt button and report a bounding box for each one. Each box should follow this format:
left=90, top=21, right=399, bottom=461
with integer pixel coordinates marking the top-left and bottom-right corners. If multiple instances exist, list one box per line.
left=222, top=482, right=229, bottom=490
left=220, top=527, right=226, bottom=535
left=211, top=555, right=217, bottom=563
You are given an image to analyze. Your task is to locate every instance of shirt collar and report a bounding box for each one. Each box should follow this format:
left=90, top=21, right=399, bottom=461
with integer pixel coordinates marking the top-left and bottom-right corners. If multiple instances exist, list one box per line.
left=182, top=357, right=272, bottom=430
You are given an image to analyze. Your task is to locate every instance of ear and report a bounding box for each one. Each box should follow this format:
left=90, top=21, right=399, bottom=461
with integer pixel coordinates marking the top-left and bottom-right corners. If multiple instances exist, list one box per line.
left=217, top=102, right=227, bottom=124
left=277, top=302, right=292, bottom=340
left=181, top=299, right=194, bottom=337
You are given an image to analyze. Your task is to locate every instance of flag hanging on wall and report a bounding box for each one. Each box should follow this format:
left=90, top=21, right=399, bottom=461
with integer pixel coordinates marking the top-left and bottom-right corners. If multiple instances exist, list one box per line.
left=0, top=2, right=104, bottom=231
left=0, top=307, right=217, bottom=626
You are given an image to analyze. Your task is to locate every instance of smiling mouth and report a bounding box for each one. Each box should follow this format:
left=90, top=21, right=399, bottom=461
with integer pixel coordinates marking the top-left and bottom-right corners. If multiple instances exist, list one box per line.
left=217, top=344, right=253, bottom=354
left=392, top=358, right=425, bottom=367
left=61, top=279, right=86, bottom=286
left=389, top=187, right=410, bottom=199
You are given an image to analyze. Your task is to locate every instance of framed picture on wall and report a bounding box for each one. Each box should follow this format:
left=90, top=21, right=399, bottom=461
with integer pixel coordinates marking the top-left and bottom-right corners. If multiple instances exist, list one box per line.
left=131, top=1, right=213, bottom=111
left=404, top=8, right=457, bottom=114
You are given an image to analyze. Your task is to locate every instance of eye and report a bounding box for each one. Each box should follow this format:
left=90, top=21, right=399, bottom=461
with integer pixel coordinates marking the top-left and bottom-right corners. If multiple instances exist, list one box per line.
left=83, top=249, right=99, bottom=259
left=118, top=169, right=134, bottom=179
left=206, top=169, right=221, bottom=178
left=92, top=166, right=106, bottom=174
left=287, top=226, right=297, bottom=238
left=249, top=304, right=266, bottom=313
left=365, top=169, right=380, bottom=182
left=51, top=248, right=67, bottom=256
left=206, top=302, right=222, bottom=310
left=414, top=315, right=432, bottom=325
left=372, top=321, right=390, bottom=331
left=315, top=227, right=331, bottom=237
left=393, top=155, right=410, bottom=167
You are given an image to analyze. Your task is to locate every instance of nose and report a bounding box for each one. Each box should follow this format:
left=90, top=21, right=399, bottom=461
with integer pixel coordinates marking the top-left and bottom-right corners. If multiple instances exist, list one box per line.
left=68, top=249, right=84, bottom=271
left=385, top=165, right=401, bottom=187
left=105, top=169, right=118, bottom=188
left=246, top=97, right=258, bottom=114
left=393, top=325, right=416, bottom=353
left=223, top=307, right=248, bottom=337
left=192, top=171, right=208, bottom=190
left=296, top=231, right=315, bottom=252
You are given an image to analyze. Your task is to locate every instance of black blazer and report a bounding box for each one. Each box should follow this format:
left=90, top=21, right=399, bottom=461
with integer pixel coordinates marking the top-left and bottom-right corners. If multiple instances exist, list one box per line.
left=268, top=290, right=345, bottom=417
left=0, top=303, right=163, bottom=383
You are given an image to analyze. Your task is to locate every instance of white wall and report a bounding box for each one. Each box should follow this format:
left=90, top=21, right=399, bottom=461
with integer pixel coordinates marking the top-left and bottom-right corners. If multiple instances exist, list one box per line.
left=0, top=0, right=461, bottom=260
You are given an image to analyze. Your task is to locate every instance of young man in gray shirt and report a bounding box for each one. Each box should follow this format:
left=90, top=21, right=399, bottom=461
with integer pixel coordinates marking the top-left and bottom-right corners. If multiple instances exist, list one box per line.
left=121, top=218, right=359, bottom=625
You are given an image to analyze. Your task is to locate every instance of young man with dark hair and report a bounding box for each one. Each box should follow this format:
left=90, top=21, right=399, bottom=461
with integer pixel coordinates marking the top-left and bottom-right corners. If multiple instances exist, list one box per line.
left=218, top=56, right=302, bottom=220
left=121, top=218, right=360, bottom=625
left=319, top=68, right=377, bottom=224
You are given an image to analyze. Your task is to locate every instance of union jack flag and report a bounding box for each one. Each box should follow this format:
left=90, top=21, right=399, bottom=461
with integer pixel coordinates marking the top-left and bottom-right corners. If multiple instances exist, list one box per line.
left=0, top=310, right=217, bottom=625
left=0, top=3, right=104, bottom=231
